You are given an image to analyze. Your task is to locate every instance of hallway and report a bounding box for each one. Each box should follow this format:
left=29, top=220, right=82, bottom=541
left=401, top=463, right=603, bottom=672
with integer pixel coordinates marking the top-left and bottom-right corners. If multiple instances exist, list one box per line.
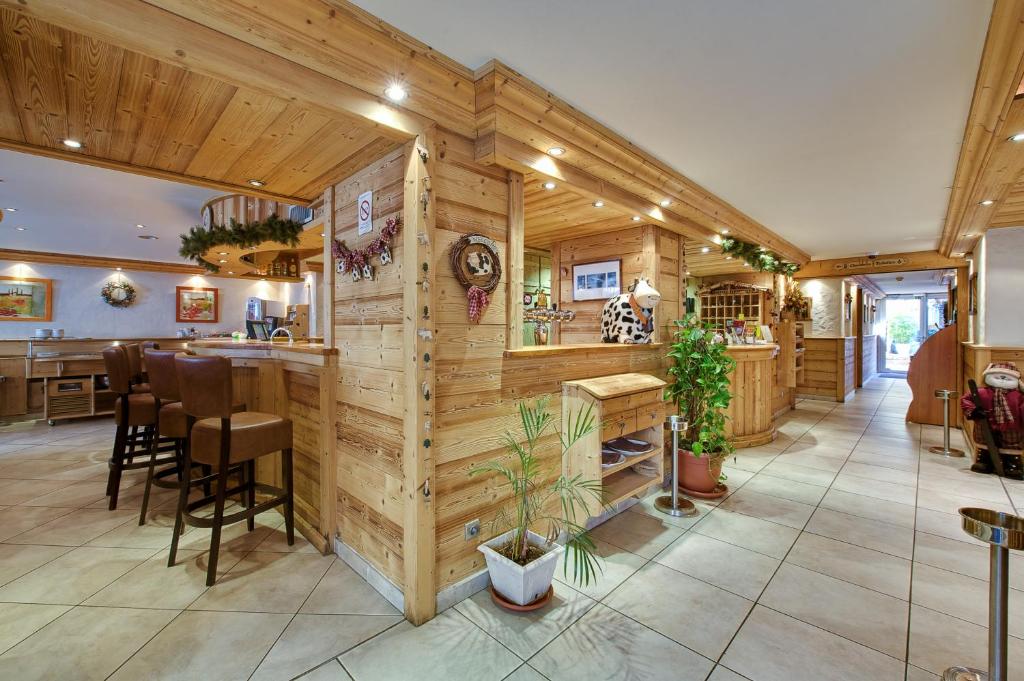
left=0, top=379, right=1017, bottom=680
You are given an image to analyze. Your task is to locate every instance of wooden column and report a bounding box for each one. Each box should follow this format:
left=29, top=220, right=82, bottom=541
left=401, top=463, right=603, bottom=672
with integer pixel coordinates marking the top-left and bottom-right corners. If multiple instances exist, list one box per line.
left=641, top=224, right=659, bottom=342
left=854, top=286, right=864, bottom=387
left=956, top=265, right=971, bottom=426
left=322, top=186, right=336, bottom=347
left=549, top=240, right=561, bottom=345
left=402, top=132, right=437, bottom=624
left=507, top=171, right=525, bottom=350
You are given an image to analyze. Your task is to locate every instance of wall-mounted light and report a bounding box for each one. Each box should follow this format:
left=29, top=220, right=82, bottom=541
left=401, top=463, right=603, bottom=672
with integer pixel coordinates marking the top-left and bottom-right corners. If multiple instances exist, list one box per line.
left=547, top=146, right=565, bottom=156
left=384, top=83, right=408, bottom=102
left=62, top=139, right=83, bottom=149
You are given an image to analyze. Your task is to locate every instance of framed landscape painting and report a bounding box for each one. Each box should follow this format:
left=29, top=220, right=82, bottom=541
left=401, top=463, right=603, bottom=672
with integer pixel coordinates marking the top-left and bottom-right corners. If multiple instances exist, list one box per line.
left=176, top=286, right=219, bottom=323
left=572, top=259, right=621, bottom=302
left=0, top=277, right=53, bottom=322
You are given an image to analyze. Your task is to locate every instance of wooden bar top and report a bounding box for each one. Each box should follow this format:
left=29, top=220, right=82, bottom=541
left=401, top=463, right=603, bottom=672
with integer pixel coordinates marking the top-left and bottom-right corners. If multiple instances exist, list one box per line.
left=724, top=343, right=779, bottom=359
left=188, top=338, right=337, bottom=362
left=503, top=342, right=665, bottom=358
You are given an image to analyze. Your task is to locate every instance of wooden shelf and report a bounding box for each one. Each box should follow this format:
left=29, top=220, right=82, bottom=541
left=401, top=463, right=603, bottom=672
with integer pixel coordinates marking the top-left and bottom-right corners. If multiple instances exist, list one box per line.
left=602, top=469, right=660, bottom=507
left=601, top=444, right=661, bottom=478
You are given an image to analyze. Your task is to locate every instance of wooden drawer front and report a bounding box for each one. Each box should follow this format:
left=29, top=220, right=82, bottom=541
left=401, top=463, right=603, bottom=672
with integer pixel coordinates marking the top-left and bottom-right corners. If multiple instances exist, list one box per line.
left=61, top=360, right=104, bottom=376
left=30, top=360, right=60, bottom=378
left=601, top=395, right=631, bottom=415
left=48, top=378, right=92, bottom=396
left=601, top=410, right=636, bottom=442
left=627, top=389, right=663, bottom=410
left=635, top=404, right=665, bottom=431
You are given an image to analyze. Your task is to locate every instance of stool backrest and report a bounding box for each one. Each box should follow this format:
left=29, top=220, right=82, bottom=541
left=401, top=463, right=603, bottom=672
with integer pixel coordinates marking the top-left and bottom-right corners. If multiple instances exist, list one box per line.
left=145, top=349, right=181, bottom=402
left=102, top=346, right=131, bottom=395
left=123, top=343, right=143, bottom=381
left=175, top=355, right=233, bottom=419
left=141, top=341, right=160, bottom=351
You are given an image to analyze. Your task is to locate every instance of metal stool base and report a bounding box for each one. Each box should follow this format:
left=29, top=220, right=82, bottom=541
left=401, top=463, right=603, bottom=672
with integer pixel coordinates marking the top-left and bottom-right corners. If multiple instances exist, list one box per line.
left=654, top=495, right=697, bottom=517
left=929, top=445, right=966, bottom=458
left=942, top=667, right=986, bottom=681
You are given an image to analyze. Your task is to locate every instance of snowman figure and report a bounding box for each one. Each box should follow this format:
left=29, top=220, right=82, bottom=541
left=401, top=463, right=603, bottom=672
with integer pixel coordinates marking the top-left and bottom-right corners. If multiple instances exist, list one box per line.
left=961, top=362, right=1024, bottom=478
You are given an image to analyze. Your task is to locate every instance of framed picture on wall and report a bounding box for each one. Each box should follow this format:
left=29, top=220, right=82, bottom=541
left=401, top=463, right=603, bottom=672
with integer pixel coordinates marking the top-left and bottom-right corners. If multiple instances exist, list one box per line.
left=0, top=276, right=53, bottom=322
left=572, top=260, right=621, bottom=302
left=176, top=286, right=219, bottom=323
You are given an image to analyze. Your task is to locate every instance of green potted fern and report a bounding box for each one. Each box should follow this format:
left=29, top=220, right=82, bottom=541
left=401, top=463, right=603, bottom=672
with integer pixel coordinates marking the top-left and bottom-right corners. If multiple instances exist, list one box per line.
left=471, top=398, right=603, bottom=608
left=665, top=315, right=736, bottom=499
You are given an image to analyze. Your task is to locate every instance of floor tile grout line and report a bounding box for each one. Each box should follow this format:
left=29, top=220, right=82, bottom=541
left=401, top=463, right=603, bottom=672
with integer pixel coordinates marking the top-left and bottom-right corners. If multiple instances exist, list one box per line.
left=0, top=603, right=75, bottom=657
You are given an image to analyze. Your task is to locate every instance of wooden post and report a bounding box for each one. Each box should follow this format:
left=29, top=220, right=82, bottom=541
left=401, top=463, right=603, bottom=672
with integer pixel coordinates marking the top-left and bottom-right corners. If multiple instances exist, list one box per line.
left=549, top=240, right=561, bottom=345
left=955, top=265, right=970, bottom=427
left=402, top=131, right=437, bottom=624
left=507, top=171, right=525, bottom=350
left=854, top=286, right=864, bottom=387
left=641, top=224, right=658, bottom=342
left=322, top=186, right=336, bottom=348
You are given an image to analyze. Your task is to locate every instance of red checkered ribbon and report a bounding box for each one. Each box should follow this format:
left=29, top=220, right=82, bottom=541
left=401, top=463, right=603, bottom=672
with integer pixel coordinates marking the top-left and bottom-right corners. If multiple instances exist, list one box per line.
left=467, top=285, right=489, bottom=323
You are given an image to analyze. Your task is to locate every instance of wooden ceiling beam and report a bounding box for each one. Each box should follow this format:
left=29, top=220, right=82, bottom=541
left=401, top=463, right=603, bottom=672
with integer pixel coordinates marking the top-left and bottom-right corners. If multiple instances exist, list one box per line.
left=0, top=0, right=425, bottom=142
left=849, top=275, right=886, bottom=299
left=0, top=248, right=208, bottom=275
left=792, top=250, right=966, bottom=279
left=939, top=0, right=1024, bottom=256
left=0, top=138, right=312, bottom=205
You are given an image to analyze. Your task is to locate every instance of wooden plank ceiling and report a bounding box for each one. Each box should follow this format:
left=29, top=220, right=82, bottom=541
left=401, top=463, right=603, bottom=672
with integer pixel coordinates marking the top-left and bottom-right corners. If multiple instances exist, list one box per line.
left=0, top=8, right=401, bottom=203
left=523, top=173, right=639, bottom=249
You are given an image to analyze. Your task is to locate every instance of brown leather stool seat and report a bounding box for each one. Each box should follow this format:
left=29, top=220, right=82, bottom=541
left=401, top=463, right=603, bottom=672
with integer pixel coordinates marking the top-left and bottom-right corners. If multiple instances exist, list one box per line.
left=157, top=401, right=187, bottom=439
left=168, top=354, right=294, bottom=586
left=191, top=413, right=292, bottom=465
left=113, top=394, right=157, bottom=426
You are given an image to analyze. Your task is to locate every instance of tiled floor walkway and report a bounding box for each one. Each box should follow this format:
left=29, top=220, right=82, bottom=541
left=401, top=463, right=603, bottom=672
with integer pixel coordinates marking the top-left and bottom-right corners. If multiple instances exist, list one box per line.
left=0, top=378, right=1021, bottom=680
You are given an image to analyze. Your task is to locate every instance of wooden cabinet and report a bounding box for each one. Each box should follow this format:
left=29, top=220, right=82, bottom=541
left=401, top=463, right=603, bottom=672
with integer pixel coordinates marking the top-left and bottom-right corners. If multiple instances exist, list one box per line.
left=0, top=357, right=27, bottom=417
left=562, top=373, right=667, bottom=517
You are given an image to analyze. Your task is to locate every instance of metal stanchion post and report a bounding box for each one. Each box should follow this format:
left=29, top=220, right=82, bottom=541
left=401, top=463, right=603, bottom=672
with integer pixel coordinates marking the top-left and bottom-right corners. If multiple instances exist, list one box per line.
left=930, top=388, right=965, bottom=458
left=943, top=507, right=1024, bottom=681
left=655, top=415, right=697, bottom=518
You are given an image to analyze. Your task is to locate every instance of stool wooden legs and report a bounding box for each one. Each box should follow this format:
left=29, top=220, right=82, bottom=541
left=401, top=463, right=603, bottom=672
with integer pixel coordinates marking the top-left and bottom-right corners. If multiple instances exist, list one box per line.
left=107, top=424, right=128, bottom=510
left=206, top=462, right=232, bottom=586
left=282, top=448, right=294, bottom=545
left=245, top=460, right=256, bottom=532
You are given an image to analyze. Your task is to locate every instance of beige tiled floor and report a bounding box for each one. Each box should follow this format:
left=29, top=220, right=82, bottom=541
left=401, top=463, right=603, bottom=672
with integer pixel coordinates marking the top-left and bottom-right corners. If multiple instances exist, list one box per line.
left=1, top=377, right=1021, bottom=680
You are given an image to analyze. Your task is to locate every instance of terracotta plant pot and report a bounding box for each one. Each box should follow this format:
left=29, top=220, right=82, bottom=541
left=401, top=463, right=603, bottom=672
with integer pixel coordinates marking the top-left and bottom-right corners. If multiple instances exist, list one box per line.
left=677, top=450, right=728, bottom=499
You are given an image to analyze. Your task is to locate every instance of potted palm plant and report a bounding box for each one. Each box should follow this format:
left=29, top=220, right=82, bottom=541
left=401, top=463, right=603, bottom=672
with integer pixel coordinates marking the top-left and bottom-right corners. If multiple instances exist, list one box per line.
left=665, top=315, right=736, bottom=499
left=471, top=398, right=603, bottom=609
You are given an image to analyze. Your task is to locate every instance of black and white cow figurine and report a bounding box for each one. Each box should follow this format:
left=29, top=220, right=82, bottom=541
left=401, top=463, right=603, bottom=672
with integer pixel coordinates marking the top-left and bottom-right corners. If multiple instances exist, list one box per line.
left=600, top=278, right=661, bottom=344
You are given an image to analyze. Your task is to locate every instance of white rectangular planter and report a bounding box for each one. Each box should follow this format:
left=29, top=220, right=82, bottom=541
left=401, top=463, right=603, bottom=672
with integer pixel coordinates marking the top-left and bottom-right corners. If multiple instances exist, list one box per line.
left=478, top=529, right=563, bottom=606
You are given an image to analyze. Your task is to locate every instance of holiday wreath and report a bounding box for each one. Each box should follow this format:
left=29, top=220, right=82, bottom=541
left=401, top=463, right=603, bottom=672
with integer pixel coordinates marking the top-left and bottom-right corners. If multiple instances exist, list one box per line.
left=101, top=281, right=136, bottom=308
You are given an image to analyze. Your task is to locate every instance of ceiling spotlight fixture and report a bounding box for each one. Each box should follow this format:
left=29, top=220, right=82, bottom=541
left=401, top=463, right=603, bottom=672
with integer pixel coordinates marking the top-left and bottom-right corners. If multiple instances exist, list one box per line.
left=14, top=226, right=26, bottom=231
left=1010, top=132, right=1024, bottom=142
left=217, top=251, right=228, bottom=256
left=542, top=181, right=557, bottom=190
left=701, top=246, right=710, bottom=253
left=138, top=234, right=159, bottom=240
left=547, top=146, right=566, bottom=156
left=218, top=259, right=227, bottom=264
left=980, top=199, right=995, bottom=206
left=136, top=223, right=146, bottom=229
left=593, top=200, right=604, bottom=208
left=3, top=207, right=16, bottom=212
left=62, top=138, right=83, bottom=149
left=632, top=216, right=641, bottom=221
left=659, top=199, right=671, bottom=207
left=384, top=83, right=408, bottom=102
left=228, top=271, right=235, bottom=275
left=247, top=179, right=266, bottom=188
left=721, top=228, right=730, bottom=234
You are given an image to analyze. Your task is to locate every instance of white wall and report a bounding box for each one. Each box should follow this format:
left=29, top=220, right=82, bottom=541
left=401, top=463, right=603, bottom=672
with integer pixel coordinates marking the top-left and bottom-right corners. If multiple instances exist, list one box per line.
left=0, top=262, right=308, bottom=339
left=978, top=227, right=1024, bottom=346
left=799, top=277, right=844, bottom=337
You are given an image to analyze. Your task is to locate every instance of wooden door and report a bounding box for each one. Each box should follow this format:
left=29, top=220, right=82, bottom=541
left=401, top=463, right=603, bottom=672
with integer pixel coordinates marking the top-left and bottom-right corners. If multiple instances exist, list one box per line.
left=0, top=357, right=28, bottom=417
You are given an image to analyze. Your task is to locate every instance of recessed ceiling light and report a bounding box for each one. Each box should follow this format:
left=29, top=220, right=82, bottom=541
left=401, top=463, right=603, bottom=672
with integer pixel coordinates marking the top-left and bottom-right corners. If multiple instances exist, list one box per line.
left=3, top=207, right=16, bottom=212
left=218, top=259, right=227, bottom=263
left=116, top=267, right=123, bottom=271
left=980, top=199, right=995, bottom=206
left=701, top=246, right=710, bottom=253
left=593, top=200, right=604, bottom=208
left=659, top=199, right=671, bottom=207
left=384, top=83, right=407, bottom=102
left=227, top=271, right=235, bottom=275
left=542, top=181, right=557, bottom=190
left=547, top=146, right=566, bottom=156
left=62, top=138, right=83, bottom=149
left=632, top=216, right=641, bottom=221
left=247, top=179, right=265, bottom=188
left=135, top=223, right=146, bottom=229
left=721, top=228, right=730, bottom=234
left=217, top=251, right=228, bottom=256
left=1010, top=133, right=1024, bottom=142
left=14, top=226, right=26, bottom=231
left=138, top=234, right=159, bottom=240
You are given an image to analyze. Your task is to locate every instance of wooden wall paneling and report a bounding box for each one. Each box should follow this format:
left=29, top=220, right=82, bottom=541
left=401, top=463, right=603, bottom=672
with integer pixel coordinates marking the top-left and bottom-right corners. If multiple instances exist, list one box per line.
left=507, top=172, right=525, bottom=350
left=401, top=132, right=437, bottom=624
left=550, top=240, right=562, bottom=344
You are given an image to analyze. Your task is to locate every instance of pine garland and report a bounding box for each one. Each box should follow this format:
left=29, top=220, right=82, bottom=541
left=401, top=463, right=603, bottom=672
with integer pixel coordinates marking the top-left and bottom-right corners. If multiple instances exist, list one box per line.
left=720, top=238, right=800, bottom=276
left=179, top=214, right=306, bottom=272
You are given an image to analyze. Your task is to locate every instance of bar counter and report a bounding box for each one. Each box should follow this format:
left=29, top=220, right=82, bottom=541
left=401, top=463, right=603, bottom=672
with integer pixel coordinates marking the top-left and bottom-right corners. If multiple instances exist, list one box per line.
left=188, top=339, right=338, bottom=553
left=724, top=343, right=779, bottom=447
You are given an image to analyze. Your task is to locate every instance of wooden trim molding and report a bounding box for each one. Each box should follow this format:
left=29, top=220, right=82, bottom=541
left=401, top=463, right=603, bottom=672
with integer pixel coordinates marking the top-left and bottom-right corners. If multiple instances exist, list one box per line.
left=793, top=251, right=966, bottom=279
left=0, top=248, right=211, bottom=275
left=939, top=0, right=1024, bottom=256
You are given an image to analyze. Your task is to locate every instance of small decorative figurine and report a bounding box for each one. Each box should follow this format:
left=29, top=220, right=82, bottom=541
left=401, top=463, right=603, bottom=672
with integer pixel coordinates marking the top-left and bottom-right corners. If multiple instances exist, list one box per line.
left=961, top=361, right=1024, bottom=478
left=600, top=277, right=661, bottom=344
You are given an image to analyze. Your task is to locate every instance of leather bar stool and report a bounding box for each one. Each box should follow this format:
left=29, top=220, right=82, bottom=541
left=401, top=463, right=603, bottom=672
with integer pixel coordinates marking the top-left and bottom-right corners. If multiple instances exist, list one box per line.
left=137, top=349, right=189, bottom=526
left=168, top=354, right=294, bottom=585
left=123, top=343, right=152, bottom=393
left=102, top=346, right=176, bottom=510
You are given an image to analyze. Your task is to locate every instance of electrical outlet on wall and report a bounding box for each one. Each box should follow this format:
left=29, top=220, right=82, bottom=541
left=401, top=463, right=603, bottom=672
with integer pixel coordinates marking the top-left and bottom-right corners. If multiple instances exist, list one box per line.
left=464, top=519, right=481, bottom=541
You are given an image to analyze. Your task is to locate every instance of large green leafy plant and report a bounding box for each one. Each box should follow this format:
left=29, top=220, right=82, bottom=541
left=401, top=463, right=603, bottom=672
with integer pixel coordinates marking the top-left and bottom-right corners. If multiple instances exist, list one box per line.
left=665, top=315, right=736, bottom=458
left=471, top=398, right=604, bottom=587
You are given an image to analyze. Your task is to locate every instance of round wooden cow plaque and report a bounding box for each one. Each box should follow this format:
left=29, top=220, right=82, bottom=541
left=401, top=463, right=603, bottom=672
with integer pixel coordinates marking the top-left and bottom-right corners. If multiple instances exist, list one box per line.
left=449, top=234, right=501, bottom=293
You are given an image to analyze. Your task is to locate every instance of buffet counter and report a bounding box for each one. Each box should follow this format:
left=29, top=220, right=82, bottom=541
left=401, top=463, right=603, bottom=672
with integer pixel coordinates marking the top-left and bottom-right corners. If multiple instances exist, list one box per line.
left=188, top=339, right=337, bottom=553
left=724, top=343, right=780, bottom=447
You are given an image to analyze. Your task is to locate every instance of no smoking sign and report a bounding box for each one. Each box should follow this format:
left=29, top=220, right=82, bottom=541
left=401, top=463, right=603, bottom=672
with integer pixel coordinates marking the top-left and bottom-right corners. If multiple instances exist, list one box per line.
left=357, top=190, right=373, bottom=235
